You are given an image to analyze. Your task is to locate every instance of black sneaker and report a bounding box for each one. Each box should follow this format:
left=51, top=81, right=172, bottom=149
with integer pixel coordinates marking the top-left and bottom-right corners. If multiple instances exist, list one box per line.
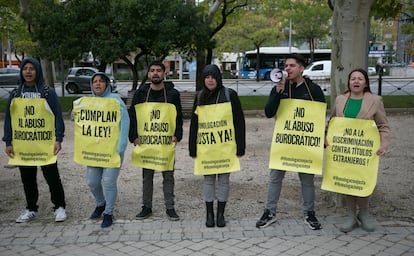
left=166, top=208, right=180, bottom=221
left=90, top=204, right=105, bottom=219
left=136, top=206, right=152, bottom=220
left=256, top=209, right=277, bottom=229
left=304, top=211, right=322, bottom=230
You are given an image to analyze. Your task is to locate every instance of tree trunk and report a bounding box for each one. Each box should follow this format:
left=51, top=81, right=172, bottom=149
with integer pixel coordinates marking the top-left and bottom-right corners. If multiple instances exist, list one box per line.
left=206, top=47, right=213, bottom=66
left=331, top=0, right=375, bottom=106
left=41, top=60, right=55, bottom=88
left=196, top=48, right=206, bottom=91
left=255, top=45, right=260, bottom=82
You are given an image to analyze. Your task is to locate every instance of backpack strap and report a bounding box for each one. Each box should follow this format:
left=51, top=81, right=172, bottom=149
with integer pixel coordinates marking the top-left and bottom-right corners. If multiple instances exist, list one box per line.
left=196, top=87, right=230, bottom=105
left=43, top=85, right=49, bottom=99
left=11, top=88, right=19, bottom=98
left=196, top=90, right=202, bottom=106
left=223, top=87, right=230, bottom=102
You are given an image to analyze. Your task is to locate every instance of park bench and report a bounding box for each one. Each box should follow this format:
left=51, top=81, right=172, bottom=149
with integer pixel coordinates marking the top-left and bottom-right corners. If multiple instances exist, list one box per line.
left=179, top=90, right=196, bottom=118
left=125, top=89, right=196, bottom=119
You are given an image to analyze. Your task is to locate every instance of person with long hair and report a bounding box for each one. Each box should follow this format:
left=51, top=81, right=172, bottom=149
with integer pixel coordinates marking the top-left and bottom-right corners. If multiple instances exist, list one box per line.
left=189, top=64, right=245, bottom=227
left=328, top=68, right=390, bottom=232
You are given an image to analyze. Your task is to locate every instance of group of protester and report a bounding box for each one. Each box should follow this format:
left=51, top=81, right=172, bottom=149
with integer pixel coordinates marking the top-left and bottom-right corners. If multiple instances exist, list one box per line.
left=3, top=54, right=389, bottom=232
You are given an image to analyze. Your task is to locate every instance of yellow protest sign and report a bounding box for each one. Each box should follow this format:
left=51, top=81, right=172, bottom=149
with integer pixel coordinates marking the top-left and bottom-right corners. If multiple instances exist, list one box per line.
left=131, top=102, right=177, bottom=171
left=73, top=97, right=121, bottom=168
left=9, top=98, right=56, bottom=166
left=269, top=99, right=327, bottom=174
left=321, top=117, right=381, bottom=197
left=194, top=102, right=240, bottom=175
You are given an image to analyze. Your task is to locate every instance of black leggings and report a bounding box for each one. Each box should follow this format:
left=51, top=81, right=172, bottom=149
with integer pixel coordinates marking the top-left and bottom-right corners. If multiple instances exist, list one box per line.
left=19, top=162, right=66, bottom=212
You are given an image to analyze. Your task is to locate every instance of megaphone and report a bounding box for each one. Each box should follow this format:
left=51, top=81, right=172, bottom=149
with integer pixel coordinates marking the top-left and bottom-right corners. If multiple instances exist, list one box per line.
left=270, top=68, right=287, bottom=83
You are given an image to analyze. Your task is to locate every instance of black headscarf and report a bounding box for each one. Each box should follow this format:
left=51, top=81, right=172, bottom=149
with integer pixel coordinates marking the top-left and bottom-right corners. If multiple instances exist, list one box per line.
left=199, top=64, right=223, bottom=105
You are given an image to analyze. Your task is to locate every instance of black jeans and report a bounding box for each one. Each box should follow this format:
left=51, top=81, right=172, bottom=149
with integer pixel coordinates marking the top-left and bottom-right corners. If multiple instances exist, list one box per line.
left=19, top=162, right=66, bottom=212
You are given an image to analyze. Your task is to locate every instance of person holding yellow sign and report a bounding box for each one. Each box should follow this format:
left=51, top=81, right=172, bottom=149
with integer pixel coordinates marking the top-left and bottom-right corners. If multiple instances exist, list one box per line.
left=325, top=68, right=390, bottom=232
left=189, top=64, right=246, bottom=227
left=256, top=54, right=325, bottom=230
left=2, top=58, right=67, bottom=223
left=129, top=61, right=183, bottom=221
left=73, top=72, right=130, bottom=228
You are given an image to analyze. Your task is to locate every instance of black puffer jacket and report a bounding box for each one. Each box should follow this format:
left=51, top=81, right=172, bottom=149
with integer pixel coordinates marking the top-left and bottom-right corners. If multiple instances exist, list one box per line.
left=128, top=81, right=183, bottom=143
left=189, top=64, right=246, bottom=157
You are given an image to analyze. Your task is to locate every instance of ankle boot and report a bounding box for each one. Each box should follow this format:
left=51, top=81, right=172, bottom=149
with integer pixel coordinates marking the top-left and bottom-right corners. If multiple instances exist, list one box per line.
left=205, top=201, right=214, bottom=227
left=339, top=209, right=357, bottom=233
left=217, top=201, right=226, bottom=227
left=357, top=208, right=375, bottom=232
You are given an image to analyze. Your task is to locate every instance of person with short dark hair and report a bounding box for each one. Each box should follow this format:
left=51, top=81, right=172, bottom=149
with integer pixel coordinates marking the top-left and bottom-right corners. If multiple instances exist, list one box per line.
left=256, top=53, right=325, bottom=230
left=129, top=60, right=183, bottom=221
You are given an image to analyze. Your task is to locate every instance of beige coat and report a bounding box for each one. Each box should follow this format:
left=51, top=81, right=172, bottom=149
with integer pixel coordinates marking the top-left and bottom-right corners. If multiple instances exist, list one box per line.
left=329, top=92, right=390, bottom=149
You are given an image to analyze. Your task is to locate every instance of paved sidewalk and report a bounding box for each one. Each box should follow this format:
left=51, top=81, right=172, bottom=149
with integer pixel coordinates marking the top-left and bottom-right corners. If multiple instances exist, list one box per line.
left=0, top=216, right=413, bottom=256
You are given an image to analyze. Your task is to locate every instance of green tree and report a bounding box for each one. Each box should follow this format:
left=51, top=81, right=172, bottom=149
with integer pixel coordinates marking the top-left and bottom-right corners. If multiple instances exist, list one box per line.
left=215, top=10, right=282, bottom=81
left=0, top=1, right=33, bottom=63
left=329, top=0, right=403, bottom=104
left=195, top=0, right=248, bottom=90
left=399, top=1, right=414, bottom=63
left=276, top=0, right=331, bottom=61
left=27, top=0, right=207, bottom=90
left=106, top=0, right=207, bottom=89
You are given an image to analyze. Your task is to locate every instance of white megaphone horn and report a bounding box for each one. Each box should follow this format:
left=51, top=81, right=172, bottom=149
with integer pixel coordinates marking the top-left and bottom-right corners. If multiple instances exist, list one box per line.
left=270, top=68, right=287, bottom=83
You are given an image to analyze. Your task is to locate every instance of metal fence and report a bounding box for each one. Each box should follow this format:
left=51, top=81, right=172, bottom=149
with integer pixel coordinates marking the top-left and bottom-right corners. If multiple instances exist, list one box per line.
left=210, top=76, right=414, bottom=97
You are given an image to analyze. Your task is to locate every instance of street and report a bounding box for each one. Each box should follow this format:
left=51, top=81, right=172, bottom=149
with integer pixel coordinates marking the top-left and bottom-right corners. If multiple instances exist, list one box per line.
left=0, top=77, right=413, bottom=99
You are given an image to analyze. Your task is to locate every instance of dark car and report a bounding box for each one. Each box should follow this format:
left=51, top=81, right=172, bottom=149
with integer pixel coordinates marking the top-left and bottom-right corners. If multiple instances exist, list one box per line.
left=65, top=67, right=117, bottom=94
left=0, top=67, right=20, bottom=87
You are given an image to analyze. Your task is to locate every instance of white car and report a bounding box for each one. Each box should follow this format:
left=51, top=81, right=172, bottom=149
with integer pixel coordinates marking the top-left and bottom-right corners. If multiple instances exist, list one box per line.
left=302, top=60, right=331, bottom=79
left=368, top=67, right=376, bottom=76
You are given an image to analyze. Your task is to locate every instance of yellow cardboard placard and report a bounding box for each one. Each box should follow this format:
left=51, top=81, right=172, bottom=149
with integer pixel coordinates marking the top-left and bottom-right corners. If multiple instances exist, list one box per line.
left=269, top=99, right=327, bottom=174
left=131, top=102, right=177, bottom=171
left=73, top=97, right=121, bottom=168
left=194, top=102, right=240, bottom=175
left=9, top=98, right=56, bottom=166
left=321, top=117, right=381, bottom=197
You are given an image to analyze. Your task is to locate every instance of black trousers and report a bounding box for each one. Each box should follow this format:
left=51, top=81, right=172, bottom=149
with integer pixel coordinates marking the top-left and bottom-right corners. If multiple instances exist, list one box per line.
left=19, top=162, right=66, bottom=212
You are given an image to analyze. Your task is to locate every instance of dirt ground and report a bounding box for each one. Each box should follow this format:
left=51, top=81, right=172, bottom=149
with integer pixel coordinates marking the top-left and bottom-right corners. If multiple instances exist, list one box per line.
left=0, top=112, right=413, bottom=224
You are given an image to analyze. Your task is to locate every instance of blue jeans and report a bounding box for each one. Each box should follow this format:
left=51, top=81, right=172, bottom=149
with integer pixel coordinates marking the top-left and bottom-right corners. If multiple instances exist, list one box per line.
left=265, top=169, right=315, bottom=215
left=86, top=165, right=121, bottom=215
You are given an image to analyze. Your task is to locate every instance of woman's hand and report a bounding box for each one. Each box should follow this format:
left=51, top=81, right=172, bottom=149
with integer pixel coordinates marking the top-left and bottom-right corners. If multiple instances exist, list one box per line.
left=54, top=142, right=62, bottom=155
left=5, top=146, right=15, bottom=158
left=376, top=146, right=387, bottom=156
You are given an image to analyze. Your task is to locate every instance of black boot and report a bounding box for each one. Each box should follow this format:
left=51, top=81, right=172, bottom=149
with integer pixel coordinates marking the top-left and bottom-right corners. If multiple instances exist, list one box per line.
left=217, top=201, right=226, bottom=227
left=205, top=201, right=214, bottom=227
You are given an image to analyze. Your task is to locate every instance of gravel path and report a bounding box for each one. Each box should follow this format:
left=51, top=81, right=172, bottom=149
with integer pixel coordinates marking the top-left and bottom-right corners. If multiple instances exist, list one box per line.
left=0, top=112, right=413, bottom=224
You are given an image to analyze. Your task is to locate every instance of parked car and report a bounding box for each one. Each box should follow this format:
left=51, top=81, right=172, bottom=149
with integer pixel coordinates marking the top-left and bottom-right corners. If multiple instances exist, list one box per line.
left=368, top=67, right=376, bottom=76
left=65, top=67, right=117, bottom=94
left=0, top=67, right=20, bottom=87
left=302, top=60, right=331, bottom=79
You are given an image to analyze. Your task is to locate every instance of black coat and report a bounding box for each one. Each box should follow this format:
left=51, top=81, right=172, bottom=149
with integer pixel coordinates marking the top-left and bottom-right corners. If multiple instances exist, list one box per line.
left=188, top=87, right=246, bottom=157
left=128, top=81, right=183, bottom=143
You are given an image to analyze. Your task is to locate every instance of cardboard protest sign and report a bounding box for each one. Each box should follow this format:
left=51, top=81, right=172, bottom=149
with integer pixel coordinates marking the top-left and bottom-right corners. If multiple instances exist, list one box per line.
left=73, top=97, right=121, bottom=168
left=194, top=102, right=240, bottom=175
left=269, top=99, right=327, bottom=175
left=322, top=117, right=380, bottom=197
left=9, top=98, right=56, bottom=166
left=131, top=102, right=176, bottom=171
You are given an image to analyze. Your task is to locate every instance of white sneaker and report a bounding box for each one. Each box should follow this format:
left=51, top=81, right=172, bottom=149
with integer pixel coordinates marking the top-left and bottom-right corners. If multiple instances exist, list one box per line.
left=54, top=207, right=67, bottom=222
left=16, top=210, right=36, bottom=223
